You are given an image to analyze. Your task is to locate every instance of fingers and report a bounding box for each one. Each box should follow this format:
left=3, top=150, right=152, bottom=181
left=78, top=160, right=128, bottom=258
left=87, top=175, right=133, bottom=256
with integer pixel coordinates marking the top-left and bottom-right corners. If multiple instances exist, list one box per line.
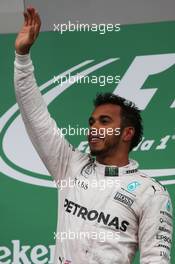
left=25, top=6, right=36, bottom=26
left=24, top=7, right=41, bottom=29
left=34, top=11, right=41, bottom=35
left=23, top=6, right=41, bottom=39
left=27, top=8, right=32, bottom=25
left=30, top=8, right=35, bottom=26
left=23, top=11, right=28, bottom=26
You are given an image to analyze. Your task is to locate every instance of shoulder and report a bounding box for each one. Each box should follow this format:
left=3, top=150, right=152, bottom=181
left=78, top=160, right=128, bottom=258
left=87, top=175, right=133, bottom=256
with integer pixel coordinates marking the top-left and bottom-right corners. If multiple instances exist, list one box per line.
left=136, top=171, right=168, bottom=195
left=136, top=172, right=172, bottom=212
left=132, top=172, right=171, bottom=212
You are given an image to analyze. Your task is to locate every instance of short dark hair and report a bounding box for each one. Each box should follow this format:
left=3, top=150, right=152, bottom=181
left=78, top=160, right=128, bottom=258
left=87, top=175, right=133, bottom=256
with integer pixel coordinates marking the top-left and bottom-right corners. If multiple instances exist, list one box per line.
left=93, top=92, right=143, bottom=151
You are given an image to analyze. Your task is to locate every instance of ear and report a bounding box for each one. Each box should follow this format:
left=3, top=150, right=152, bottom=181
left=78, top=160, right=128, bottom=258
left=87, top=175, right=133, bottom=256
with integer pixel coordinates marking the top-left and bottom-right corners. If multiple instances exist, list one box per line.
left=122, top=127, right=135, bottom=142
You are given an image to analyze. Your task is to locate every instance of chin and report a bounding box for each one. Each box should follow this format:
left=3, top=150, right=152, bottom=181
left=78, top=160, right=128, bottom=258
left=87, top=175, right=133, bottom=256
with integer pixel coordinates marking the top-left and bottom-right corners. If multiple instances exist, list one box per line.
left=90, top=147, right=105, bottom=156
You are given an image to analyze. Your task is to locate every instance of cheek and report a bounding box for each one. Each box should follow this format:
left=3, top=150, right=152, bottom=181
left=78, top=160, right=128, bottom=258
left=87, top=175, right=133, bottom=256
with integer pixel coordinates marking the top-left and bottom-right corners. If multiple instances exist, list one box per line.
left=105, top=127, right=121, bottom=138
left=105, top=134, right=119, bottom=145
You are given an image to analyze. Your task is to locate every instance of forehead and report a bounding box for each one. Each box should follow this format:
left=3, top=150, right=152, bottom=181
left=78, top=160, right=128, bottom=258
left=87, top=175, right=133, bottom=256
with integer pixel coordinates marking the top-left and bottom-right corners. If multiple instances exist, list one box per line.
left=91, top=104, right=121, bottom=117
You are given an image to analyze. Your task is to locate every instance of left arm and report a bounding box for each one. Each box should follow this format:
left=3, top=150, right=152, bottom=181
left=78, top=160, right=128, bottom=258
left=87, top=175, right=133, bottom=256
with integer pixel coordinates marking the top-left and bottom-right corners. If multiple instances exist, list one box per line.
left=139, top=185, right=173, bottom=263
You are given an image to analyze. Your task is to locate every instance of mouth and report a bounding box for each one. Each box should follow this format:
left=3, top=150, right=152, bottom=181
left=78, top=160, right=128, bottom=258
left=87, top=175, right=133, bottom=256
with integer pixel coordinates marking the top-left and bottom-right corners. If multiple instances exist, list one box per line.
left=88, top=135, right=104, bottom=143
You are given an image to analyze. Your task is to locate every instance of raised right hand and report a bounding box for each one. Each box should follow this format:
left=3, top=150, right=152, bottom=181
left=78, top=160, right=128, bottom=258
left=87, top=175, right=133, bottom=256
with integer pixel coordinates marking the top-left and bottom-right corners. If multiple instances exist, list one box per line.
left=15, top=7, right=41, bottom=55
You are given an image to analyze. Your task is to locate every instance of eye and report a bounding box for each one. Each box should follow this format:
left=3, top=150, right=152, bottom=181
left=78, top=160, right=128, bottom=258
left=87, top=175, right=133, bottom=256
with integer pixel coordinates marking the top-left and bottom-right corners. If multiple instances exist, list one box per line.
left=88, top=117, right=94, bottom=126
left=100, top=117, right=110, bottom=124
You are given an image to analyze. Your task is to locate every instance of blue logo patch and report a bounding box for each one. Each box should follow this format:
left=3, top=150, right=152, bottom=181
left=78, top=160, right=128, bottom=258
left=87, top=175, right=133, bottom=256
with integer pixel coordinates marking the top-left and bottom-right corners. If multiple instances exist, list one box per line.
left=166, top=200, right=171, bottom=212
left=127, top=181, right=140, bottom=192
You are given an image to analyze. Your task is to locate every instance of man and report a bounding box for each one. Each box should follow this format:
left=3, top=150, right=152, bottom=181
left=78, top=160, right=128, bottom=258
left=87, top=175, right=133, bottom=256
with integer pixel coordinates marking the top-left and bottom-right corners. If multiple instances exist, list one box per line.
left=14, top=7, right=173, bottom=264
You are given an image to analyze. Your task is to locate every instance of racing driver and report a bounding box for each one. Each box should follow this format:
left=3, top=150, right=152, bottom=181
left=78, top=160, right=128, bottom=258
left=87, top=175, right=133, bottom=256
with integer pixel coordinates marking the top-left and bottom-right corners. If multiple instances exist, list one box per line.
left=14, top=6, right=173, bottom=264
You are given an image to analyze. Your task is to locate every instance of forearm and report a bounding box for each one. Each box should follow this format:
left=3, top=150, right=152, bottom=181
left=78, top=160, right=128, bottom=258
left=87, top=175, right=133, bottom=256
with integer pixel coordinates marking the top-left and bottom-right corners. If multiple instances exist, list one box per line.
left=14, top=52, right=71, bottom=182
left=14, top=52, right=50, bottom=133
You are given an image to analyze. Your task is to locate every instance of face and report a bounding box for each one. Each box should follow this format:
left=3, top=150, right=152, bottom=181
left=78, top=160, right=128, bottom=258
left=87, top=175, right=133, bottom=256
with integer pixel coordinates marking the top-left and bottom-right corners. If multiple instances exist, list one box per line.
left=88, top=104, right=122, bottom=156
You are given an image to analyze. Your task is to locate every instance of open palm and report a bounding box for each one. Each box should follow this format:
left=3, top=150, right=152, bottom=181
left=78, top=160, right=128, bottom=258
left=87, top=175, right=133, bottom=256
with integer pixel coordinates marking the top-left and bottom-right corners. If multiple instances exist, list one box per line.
left=15, top=7, right=41, bottom=55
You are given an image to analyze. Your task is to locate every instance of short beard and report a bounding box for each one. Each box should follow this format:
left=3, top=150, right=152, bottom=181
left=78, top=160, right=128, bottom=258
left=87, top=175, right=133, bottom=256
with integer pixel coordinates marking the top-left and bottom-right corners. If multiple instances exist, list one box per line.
left=90, top=139, right=119, bottom=158
left=90, top=148, right=105, bottom=156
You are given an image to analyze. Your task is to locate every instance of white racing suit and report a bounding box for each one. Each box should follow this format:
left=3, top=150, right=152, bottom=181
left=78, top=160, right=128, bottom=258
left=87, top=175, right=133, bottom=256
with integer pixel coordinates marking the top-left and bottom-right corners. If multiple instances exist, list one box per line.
left=14, top=53, right=173, bottom=264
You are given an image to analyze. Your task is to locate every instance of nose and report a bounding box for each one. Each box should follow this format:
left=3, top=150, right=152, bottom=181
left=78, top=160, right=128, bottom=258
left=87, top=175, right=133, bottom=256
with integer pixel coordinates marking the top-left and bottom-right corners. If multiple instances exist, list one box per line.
left=90, top=119, right=101, bottom=130
left=89, top=123, right=100, bottom=134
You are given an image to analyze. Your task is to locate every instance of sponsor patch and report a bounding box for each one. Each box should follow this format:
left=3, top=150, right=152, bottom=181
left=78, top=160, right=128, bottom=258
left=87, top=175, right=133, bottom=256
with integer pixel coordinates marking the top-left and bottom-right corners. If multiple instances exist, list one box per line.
left=114, top=192, right=134, bottom=207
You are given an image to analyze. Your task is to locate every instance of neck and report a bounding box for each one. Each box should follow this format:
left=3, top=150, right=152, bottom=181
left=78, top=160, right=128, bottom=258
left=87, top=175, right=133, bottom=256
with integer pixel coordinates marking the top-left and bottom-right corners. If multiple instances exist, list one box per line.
left=96, top=149, right=129, bottom=167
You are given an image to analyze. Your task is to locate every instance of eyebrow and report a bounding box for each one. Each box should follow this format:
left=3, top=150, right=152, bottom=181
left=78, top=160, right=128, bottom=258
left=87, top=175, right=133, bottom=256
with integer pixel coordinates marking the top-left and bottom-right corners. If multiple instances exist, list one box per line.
left=88, top=115, right=112, bottom=122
